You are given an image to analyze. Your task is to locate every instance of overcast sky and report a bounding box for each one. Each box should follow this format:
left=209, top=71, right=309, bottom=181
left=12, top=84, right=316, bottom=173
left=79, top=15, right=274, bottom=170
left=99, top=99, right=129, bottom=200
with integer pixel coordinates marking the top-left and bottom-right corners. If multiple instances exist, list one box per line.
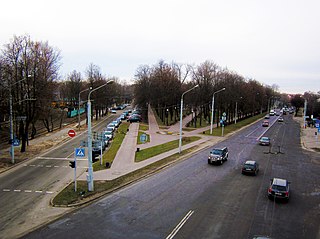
left=1, top=0, right=319, bottom=94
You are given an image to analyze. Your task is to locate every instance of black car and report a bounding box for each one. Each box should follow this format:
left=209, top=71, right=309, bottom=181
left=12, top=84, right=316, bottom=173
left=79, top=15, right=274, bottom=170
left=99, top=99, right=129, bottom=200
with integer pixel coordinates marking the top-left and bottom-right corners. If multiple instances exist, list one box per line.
left=242, top=160, right=259, bottom=175
left=208, top=147, right=228, bottom=165
left=268, top=178, right=290, bottom=201
left=127, top=114, right=142, bottom=123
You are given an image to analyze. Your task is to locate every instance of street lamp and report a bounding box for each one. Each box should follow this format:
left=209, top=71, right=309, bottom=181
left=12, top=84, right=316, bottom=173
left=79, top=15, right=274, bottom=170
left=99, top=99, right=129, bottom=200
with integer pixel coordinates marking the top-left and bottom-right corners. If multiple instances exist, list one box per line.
left=9, top=75, right=32, bottom=164
left=87, top=80, right=114, bottom=191
left=78, top=87, right=92, bottom=129
left=179, top=84, right=199, bottom=154
left=210, top=87, right=225, bottom=134
left=235, top=97, right=242, bottom=124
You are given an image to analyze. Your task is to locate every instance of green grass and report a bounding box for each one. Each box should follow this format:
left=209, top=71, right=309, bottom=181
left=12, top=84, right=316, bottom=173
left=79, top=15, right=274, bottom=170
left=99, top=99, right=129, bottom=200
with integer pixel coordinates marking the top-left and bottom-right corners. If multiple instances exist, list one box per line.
left=93, top=122, right=130, bottom=171
left=202, top=114, right=264, bottom=136
left=52, top=145, right=198, bottom=206
left=135, top=136, right=201, bottom=162
left=139, top=123, right=149, bottom=131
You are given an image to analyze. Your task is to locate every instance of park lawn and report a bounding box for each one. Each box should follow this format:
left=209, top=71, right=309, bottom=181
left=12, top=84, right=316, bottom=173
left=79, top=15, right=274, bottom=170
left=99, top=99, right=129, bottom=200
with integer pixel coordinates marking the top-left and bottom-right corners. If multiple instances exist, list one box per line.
left=135, top=136, right=201, bottom=162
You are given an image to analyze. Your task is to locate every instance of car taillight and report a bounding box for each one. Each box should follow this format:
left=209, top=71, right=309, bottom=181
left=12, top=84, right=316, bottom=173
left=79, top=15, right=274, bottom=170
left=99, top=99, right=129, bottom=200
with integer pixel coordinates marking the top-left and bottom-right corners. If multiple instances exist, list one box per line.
left=285, top=191, right=289, bottom=196
left=268, top=188, right=272, bottom=193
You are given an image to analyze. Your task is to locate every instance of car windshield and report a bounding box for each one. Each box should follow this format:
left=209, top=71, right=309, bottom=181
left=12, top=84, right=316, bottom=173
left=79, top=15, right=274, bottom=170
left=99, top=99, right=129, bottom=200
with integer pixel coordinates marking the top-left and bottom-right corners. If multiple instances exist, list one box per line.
left=211, top=149, right=222, bottom=155
left=272, top=185, right=287, bottom=191
left=261, top=137, right=269, bottom=141
left=244, top=164, right=255, bottom=169
left=105, top=131, right=112, bottom=135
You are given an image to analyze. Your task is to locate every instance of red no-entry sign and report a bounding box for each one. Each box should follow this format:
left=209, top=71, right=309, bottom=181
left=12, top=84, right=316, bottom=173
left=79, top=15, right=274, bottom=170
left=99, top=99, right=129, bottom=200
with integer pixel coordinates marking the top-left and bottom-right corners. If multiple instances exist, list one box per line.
left=68, top=129, right=76, bottom=138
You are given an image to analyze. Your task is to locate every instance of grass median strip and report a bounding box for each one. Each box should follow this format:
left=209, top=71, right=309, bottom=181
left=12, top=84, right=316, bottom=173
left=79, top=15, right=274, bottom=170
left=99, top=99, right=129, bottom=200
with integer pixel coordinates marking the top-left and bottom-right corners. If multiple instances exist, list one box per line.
left=93, top=122, right=130, bottom=171
left=135, top=136, right=201, bottom=162
left=202, top=114, right=264, bottom=136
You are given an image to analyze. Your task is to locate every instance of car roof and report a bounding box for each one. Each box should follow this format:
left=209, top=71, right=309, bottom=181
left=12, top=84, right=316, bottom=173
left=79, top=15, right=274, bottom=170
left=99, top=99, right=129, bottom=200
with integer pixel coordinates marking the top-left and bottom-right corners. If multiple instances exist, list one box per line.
left=272, top=178, right=287, bottom=186
left=244, top=160, right=256, bottom=165
left=260, top=136, right=269, bottom=140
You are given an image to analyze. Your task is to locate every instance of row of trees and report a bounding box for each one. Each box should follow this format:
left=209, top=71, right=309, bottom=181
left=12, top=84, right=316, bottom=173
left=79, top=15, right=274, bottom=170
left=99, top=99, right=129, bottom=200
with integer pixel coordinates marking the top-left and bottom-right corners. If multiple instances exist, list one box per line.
left=1, top=34, right=318, bottom=154
left=134, top=60, right=285, bottom=127
left=0, top=34, right=132, bottom=153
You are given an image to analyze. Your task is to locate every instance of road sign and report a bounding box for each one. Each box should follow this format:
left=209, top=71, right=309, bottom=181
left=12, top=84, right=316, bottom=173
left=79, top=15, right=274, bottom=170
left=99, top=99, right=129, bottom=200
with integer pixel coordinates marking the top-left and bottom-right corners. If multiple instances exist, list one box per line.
left=140, top=133, right=147, bottom=143
left=16, top=116, right=27, bottom=121
left=315, top=123, right=320, bottom=128
left=68, top=129, right=76, bottom=137
left=12, top=138, right=20, bottom=146
left=222, top=112, right=226, bottom=117
left=75, top=148, right=85, bottom=157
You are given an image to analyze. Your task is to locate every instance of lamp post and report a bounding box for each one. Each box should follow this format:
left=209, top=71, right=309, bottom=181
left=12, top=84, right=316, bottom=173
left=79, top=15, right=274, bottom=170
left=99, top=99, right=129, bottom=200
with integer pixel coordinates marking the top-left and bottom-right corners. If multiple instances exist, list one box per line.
left=179, top=84, right=199, bottom=154
left=9, top=75, right=32, bottom=164
left=87, top=80, right=113, bottom=191
left=210, top=87, right=225, bottom=134
left=235, top=96, right=243, bottom=124
left=78, top=87, right=92, bottom=129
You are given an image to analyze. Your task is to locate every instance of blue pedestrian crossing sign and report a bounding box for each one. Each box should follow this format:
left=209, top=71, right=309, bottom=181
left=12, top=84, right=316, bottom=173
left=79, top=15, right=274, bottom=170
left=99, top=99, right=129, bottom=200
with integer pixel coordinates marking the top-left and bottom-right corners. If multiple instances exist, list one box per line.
left=75, top=148, right=85, bottom=157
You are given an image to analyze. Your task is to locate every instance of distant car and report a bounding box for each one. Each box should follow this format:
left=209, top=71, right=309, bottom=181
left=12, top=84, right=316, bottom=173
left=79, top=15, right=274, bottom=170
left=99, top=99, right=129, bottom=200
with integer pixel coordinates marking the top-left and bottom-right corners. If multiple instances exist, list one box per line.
left=112, top=120, right=120, bottom=128
left=104, top=130, right=114, bottom=140
left=278, top=117, right=284, bottom=122
left=259, top=136, right=270, bottom=146
left=262, top=120, right=269, bottom=127
left=127, top=115, right=142, bottom=123
left=264, top=115, right=270, bottom=119
left=111, top=109, right=117, bottom=114
left=242, top=160, right=259, bottom=175
left=107, top=123, right=116, bottom=131
left=268, top=178, right=290, bottom=201
left=208, top=147, right=228, bottom=165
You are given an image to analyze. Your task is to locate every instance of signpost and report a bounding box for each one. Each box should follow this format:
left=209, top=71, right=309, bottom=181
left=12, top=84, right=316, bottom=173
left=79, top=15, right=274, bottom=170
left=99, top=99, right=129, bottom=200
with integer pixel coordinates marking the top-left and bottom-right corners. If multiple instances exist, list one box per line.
left=68, top=129, right=76, bottom=138
left=140, top=133, right=147, bottom=143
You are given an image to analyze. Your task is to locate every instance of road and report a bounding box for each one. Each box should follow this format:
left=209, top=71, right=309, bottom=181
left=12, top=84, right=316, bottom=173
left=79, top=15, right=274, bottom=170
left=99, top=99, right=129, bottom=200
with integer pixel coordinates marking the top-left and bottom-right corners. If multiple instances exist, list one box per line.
left=0, top=114, right=118, bottom=239
left=23, top=114, right=320, bottom=239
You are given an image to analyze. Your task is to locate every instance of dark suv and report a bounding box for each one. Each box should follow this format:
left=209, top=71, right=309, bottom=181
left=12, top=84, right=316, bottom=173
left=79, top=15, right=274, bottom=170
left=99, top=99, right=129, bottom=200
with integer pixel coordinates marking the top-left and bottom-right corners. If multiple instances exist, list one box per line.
left=268, top=178, right=290, bottom=201
left=208, top=147, right=228, bottom=165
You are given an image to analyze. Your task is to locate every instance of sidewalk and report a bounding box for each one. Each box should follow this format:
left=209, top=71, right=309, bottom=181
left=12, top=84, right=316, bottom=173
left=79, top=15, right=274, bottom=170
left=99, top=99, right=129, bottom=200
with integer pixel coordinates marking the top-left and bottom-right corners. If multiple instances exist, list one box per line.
left=294, top=116, right=320, bottom=152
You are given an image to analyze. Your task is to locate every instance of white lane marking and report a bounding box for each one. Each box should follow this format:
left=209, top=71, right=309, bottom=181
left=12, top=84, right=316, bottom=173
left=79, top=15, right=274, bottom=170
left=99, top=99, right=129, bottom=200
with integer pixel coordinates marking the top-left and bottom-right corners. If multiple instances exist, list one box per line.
left=37, top=156, right=88, bottom=161
left=46, top=165, right=52, bottom=168
left=245, top=126, right=260, bottom=137
left=2, top=189, right=54, bottom=194
left=166, top=210, right=194, bottom=239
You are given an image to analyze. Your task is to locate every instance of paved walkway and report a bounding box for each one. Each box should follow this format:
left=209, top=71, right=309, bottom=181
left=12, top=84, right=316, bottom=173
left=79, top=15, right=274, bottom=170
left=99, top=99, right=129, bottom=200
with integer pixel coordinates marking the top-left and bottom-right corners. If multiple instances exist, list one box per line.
left=294, top=117, right=320, bottom=151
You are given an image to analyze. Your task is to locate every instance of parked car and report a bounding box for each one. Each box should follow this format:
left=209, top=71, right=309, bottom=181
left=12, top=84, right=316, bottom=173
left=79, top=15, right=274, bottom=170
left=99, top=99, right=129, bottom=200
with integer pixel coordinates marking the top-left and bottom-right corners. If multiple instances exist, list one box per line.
left=259, top=136, right=270, bottom=146
left=268, top=178, right=290, bottom=201
left=110, top=109, right=117, bottom=114
left=208, top=147, right=228, bottom=165
left=120, top=114, right=127, bottom=120
left=127, top=115, right=142, bottom=123
left=262, top=120, right=269, bottom=127
left=242, top=160, right=259, bottom=175
left=104, top=130, right=114, bottom=140
left=278, top=117, right=284, bottom=122
left=107, top=123, right=116, bottom=131
left=112, top=120, right=120, bottom=128
left=92, top=140, right=104, bottom=160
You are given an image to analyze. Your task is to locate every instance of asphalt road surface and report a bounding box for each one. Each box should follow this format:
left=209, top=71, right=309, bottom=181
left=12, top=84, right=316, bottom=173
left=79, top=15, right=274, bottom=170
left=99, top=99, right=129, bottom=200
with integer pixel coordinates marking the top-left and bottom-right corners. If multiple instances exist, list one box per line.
left=0, top=114, right=118, bottom=239
left=23, top=114, right=320, bottom=239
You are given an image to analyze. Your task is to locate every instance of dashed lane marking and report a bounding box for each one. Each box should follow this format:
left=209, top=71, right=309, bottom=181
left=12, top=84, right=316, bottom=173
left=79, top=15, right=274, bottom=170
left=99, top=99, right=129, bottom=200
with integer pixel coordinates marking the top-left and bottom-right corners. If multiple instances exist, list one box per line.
left=2, top=189, right=54, bottom=194
left=23, top=164, right=88, bottom=169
